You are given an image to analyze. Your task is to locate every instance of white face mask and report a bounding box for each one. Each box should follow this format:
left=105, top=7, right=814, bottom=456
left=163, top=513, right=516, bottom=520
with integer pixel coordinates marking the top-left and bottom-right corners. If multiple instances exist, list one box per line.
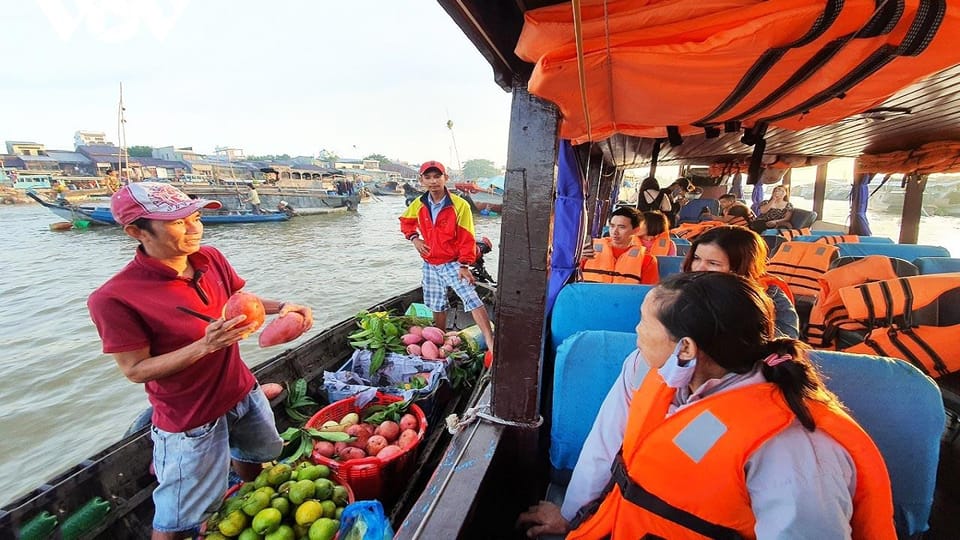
left=658, top=340, right=697, bottom=389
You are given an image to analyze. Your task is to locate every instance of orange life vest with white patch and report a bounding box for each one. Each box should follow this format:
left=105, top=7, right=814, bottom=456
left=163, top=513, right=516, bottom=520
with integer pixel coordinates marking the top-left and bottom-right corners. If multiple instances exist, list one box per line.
left=766, top=241, right=838, bottom=299
left=645, top=232, right=677, bottom=257
left=816, top=235, right=861, bottom=245
left=583, top=237, right=659, bottom=284
left=568, top=371, right=895, bottom=540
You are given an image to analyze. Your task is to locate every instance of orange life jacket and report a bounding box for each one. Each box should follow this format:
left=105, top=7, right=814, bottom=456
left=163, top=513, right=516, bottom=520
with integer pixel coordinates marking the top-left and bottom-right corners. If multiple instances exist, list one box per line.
left=806, top=256, right=901, bottom=347
left=645, top=232, right=677, bottom=257
left=766, top=241, right=838, bottom=299
left=838, top=274, right=960, bottom=378
left=816, top=235, right=861, bottom=245
left=583, top=237, right=659, bottom=284
left=724, top=214, right=750, bottom=228
left=568, top=371, right=895, bottom=540
left=776, top=227, right=812, bottom=241
left=671, top=221, right=723, bottom=241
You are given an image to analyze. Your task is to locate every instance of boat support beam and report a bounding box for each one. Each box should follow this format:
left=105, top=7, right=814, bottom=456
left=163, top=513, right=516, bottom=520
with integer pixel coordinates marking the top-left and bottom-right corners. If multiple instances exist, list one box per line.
left=900, top=173, right=927, bottom=244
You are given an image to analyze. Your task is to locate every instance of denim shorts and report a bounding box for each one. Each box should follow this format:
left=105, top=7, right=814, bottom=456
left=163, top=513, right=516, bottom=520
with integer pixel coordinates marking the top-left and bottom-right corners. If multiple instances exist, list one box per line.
left=422, top=261, right=483, bottom=312
left=150, top=383, right=283, bottom=532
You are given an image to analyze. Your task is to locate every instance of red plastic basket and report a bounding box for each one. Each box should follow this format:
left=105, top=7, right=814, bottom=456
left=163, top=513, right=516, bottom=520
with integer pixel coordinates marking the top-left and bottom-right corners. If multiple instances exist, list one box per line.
left=306, top=392, right=428, bottom=501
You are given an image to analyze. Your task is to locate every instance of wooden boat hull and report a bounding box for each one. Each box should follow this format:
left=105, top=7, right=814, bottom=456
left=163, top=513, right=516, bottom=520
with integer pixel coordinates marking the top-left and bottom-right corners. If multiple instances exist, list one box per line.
left=180, top=185, right=360, bottom=213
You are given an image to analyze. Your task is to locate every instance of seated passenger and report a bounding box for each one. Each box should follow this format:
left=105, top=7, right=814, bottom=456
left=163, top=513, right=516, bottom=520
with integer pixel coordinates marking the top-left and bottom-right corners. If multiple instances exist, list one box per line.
left=517, top=272, right=895, bottom=539
left=638, top=211, right=676, bottom=256
left=684, top=226, right=799, bottom=338
left=581, top=207, right=659, bottom=285
left=750, top=185, right=794, bottom=232
left=703, top=194, right=752, bottom=227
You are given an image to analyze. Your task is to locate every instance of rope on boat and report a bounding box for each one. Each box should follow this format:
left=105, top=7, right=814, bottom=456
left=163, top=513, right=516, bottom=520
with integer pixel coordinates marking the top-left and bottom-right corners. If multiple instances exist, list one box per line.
left=445, top=404, right=544, bottom=433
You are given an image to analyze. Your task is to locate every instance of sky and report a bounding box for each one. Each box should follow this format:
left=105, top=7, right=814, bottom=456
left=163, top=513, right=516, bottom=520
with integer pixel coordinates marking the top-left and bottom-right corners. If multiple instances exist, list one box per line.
left=0, top=1, right=514, bottom=166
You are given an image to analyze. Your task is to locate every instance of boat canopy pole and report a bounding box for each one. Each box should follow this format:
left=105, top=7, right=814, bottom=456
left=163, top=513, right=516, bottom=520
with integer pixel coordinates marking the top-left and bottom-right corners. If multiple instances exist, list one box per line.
left=648, top=139, right=661, bottom=182
left=899, top=173, right=927, bottom=244
left=812, top=163, right=828, bottom=219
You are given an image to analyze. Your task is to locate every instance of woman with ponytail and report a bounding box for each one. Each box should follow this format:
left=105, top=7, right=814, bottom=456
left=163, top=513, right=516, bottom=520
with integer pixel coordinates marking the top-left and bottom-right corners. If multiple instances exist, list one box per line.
left=518, top=272, right=894, bottom=539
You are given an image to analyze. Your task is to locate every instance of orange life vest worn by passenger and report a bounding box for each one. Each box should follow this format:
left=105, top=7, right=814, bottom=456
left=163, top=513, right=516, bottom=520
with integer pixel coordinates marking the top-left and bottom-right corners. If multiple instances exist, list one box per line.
left=568, top=371, right=895, bottom=540
left=816, top=235, right=861, bottom=245
left=840, top=274, right=960, bottom=378
left=582, top=237, right=659, bottom=284
left=646, top=232, right=676, bottom=257
left=766, top=241, right=838, bottom=299
left=806, top=256, right=901, bottom=347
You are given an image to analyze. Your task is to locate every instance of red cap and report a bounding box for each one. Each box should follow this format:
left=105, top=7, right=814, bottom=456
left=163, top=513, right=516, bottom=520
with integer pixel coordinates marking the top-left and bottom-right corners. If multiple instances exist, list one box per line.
left=111, top=182, right=221, bottom=225
left=418, top=160, right=446, bottom=176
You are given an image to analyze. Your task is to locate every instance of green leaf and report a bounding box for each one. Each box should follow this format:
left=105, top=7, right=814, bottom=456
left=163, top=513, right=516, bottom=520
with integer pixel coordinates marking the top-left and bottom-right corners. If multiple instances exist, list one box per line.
left=349, top=339, right=373, bottom=348
left=370, top=348, right=386, bottom=374
left=279, top=427, right=301, bottom=441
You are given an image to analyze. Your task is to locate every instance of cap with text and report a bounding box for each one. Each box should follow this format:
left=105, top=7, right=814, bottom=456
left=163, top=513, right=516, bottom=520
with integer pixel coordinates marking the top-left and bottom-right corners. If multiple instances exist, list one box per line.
left=418, top=160, right=446, bottom=176
left=111, top=182, right=222, bottom=225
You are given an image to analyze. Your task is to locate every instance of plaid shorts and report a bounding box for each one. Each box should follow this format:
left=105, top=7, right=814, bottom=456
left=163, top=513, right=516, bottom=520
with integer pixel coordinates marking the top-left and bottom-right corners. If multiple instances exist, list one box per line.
left=422, top=261, right=483, bottom=312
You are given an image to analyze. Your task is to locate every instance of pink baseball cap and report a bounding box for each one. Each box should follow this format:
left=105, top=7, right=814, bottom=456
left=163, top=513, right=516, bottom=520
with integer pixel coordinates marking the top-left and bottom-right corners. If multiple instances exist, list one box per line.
left=419, top=160, right=446, bottom=176
left=111, top=182, right=222, bottom=225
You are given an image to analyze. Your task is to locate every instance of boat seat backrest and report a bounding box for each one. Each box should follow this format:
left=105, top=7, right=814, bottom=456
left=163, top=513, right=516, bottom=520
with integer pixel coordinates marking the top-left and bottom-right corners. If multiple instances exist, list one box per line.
left=830, top=256, right=919, bottom=277
left=793, top=235, right=895, bottom=244
left=835, top=243, right=951, bottom=260
left=657, top=256, right=685, bottom=280
left=549, top=283, right=653, bottom=356
left=789, top=208, right=818, bottom=229
left=671, top=236, right=691, bottom=246
left=550, top=330, right=637, bottom=480
left=809, top=350, right=943, bottom=537
left=914, top=257, right=960, bottom=275
left=762, top=235, right=785, bottom=257
left=676, top=243, right=691, bottom=257
left=676, top=198, right=719, bottom=224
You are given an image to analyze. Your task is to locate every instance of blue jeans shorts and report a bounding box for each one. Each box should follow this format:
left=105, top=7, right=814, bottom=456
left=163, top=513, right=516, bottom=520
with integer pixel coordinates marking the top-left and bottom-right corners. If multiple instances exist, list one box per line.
left=422, top=261, right=483, bottom=312
left=150, top=383, right=282, bottom=532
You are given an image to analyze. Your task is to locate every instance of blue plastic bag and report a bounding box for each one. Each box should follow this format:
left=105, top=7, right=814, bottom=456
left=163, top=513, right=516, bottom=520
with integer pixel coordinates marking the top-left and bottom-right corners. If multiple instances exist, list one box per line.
left=338, top=501, right=394, bottom=540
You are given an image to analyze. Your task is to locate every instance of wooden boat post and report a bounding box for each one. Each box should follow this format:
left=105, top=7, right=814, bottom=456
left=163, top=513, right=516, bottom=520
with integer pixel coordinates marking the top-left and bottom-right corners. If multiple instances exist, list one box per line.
left=812, top=163, right=828, bottom=220
left=900, top=173, right=927, bottom=244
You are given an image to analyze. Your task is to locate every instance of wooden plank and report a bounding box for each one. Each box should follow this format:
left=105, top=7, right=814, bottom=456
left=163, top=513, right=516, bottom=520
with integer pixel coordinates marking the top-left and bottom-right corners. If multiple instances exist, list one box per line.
left=490, top=84, right=558, bottom=423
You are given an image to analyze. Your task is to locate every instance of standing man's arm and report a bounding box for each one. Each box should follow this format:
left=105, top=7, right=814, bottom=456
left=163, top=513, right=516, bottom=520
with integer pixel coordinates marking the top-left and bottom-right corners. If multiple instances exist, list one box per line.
left=400, top=200, right=429, bottom=256
left=112, top=315, right=251, bottom=383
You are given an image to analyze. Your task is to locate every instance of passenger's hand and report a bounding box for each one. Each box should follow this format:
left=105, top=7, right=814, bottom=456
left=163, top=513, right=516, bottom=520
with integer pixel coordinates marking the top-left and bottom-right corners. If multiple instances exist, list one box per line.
left=766, top=220, right=778, bottom=228
left=412, top=238, right=430, bottom=256
left=279, top=303, right=314, bottom=332
left=458, top=266, right=475, bottom=285
left=581, top=242, right=596, bottom=260
left=516, top=501, right=570, bottom=538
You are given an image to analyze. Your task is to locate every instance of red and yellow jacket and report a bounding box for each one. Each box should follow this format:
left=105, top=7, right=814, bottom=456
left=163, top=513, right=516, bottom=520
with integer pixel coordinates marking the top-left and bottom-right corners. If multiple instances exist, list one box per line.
left=399, top=190, right=477, bottom=266
left=569, top=371, right=895, bottom=540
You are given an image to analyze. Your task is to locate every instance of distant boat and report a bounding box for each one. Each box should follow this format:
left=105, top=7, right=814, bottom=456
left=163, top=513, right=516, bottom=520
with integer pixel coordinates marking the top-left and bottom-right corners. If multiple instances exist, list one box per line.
left=453, top=181, right=503, bottom=214
left=26, top=190, right=291, bottom=225
left=371, top=180, right=405, bottom=196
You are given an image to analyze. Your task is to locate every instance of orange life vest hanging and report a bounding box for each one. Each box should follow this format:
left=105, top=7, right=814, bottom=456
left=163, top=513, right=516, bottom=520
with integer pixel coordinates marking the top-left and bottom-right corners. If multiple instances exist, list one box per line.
left=766, top=241, right=839, bottom=299
left=568, top=371, right=895, bottom=540
left=816, top=235, right=862, bottom=245
left=582, top=237, right=659, bottom=284
left=646, top=232, right=677, bottom=257
left=671, top=221, right=724, bottom=241
left=775, top=227, right=812, bottom=241
left=838, top=274, right=960, bottom=378
left=806, top=256, right=901, bottom=347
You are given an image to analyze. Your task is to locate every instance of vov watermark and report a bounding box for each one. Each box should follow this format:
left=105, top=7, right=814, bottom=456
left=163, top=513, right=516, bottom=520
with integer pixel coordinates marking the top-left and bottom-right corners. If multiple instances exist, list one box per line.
left=36, top=0, right=190, bottom=43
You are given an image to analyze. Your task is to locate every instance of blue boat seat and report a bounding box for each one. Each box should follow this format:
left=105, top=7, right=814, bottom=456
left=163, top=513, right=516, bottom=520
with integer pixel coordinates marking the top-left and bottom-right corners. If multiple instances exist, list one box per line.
left=550, top=330, right=637, bottom=480
left=762, top=234, right=785, bottom=257
left=676, top=198, right=719, bottom=225
left=549, top=283, right=653, bottom=355
left=656, top=256, right=685, bottom=280
left=914, top=257, right=960, bottom=275
left=835, top=243, right=951, bottom=260
left=676, top=243, right=691, bottom=256
left=793, top=235, right=895, bottom=244
left=546, top=342, right=943, bottom=537
left=672, top=236, right=691, bottom=246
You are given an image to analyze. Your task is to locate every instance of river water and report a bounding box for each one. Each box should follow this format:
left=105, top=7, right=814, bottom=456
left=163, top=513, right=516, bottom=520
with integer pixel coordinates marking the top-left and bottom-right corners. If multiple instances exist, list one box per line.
left=0, top=197, right=501, bottom=506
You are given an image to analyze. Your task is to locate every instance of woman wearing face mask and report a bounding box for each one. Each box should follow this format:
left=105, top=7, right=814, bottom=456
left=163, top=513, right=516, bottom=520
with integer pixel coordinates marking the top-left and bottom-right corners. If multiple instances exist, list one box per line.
left=517, top=272, right=895, bottom=539
left=683, top=225, right=798, bottom=339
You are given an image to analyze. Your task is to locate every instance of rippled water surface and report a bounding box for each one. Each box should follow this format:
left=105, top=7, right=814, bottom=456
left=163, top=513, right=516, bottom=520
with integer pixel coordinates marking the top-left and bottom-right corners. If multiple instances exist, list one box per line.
left=0, top=198, right=501, bottom=505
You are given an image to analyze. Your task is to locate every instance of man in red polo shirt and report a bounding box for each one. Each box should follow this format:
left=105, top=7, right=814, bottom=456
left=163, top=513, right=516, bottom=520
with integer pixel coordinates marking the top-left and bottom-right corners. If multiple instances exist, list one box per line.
left=87, top=182, right=313, bottom=539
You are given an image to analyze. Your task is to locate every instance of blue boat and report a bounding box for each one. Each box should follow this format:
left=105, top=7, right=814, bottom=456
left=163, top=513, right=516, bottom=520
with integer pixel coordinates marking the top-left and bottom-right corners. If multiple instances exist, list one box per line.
left=27, top=190, right=291, bottom=226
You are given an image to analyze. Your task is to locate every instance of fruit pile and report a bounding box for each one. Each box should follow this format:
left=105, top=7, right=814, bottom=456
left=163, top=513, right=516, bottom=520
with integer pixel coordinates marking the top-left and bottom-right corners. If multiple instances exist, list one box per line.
left=310, top=407, right=421, bottom=464
left=203, top=462, right=350, bottom=540
left=400, top=326, right=465, bottom=361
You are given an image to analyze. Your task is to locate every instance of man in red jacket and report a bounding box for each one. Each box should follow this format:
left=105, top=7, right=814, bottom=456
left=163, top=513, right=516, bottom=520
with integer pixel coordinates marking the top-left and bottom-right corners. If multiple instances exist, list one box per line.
left=400, top=161, right=495, bottom=356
